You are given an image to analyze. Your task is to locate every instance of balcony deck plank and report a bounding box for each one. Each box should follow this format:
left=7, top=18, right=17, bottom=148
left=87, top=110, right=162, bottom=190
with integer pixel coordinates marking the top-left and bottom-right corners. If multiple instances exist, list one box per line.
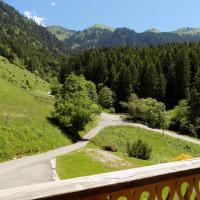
left=0, top=158, right=200, bottom=200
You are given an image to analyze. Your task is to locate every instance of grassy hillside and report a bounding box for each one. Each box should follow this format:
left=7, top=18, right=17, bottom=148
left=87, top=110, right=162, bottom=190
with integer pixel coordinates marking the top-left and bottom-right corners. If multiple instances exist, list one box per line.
left=0, top=57, right=73, bottom=162
left=88, top=24, right=115, bottom=32
left=0, top=56, right=50, bottom=92
left=47, top=26, right=76, bottom=41
left=57, top=126, right=200, bottom=179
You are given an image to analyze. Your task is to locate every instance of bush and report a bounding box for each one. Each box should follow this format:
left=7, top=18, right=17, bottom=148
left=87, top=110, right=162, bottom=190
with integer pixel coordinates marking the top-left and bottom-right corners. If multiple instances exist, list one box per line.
left=169, top=100, right=196, bottom=137
left=127, top=139, right=152, bottom=160
left=103, top=144, right=117, bottom=152
left=122, top=94, right=166, bottom=128
left=98, top=86, right=114, bottom=109
left=53, top=74, right=100, bottom=131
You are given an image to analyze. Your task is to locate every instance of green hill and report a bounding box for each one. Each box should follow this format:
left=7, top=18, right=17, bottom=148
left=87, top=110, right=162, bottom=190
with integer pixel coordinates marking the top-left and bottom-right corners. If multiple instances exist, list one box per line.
left=0, top=57, right=72, bottom=162
left=0, top=56, right=50, bottom=92
left=88, top=24, right=115, bottom=32
left=47, top=26, right=76, bottom=41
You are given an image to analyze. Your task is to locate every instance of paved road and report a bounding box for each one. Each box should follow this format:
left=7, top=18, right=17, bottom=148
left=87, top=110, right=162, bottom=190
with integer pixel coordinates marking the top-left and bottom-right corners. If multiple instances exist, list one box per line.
left=0, top=113, right=120, bottom=190
left=0, top=113, right=199, bottom=190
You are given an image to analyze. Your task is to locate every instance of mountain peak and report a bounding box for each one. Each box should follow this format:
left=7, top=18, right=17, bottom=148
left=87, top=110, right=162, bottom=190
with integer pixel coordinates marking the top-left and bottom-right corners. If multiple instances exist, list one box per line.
left=174, top=27, right=200, bottom=35
left=89, top=24, right=115, bottom=32
left=146, top=28, right=161, bottom=33
left=47, top=26, right=76, bottom=40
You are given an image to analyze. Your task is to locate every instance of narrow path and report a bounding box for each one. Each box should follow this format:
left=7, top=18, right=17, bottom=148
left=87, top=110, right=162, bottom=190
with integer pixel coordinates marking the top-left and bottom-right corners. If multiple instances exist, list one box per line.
left=0, top=113, right=199, bottom=190
left=0, top=113, right=120, bottom=190
left=119, top=121, right=200, bottom=145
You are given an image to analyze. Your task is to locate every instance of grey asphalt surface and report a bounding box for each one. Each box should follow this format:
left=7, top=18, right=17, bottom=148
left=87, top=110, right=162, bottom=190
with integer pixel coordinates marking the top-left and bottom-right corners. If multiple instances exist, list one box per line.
left=0, top=113, right=121, bottom=190
left=0, top=113, right=199, bottom=190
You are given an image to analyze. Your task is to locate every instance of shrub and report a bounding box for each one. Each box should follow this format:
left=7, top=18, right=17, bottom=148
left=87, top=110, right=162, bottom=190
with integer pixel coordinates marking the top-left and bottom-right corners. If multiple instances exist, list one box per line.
left=103, top=144, right=117, bottom=152
left=98, top=86, right=114, bottom=109
left=122, top=94, right=166, bottom=128
left=127, top=139, right=152, bottom=160
left=169, top=100, right=196, bottom=136
left=53, top=74, right=100, bottom=131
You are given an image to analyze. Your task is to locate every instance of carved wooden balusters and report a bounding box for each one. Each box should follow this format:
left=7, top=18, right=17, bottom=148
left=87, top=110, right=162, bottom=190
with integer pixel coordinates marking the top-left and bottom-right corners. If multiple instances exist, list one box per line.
left=1, top=159, right=200, bottom=200
left=83, top=175, right=200, bottom=200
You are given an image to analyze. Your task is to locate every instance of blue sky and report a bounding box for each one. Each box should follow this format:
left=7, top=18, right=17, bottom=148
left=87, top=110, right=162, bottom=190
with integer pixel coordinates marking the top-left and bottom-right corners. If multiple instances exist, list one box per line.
left=4, top=0, right=200, bottom=32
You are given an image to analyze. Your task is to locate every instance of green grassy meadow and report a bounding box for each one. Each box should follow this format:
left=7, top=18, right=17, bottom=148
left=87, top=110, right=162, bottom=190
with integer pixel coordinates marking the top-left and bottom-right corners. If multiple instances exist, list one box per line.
left=91, top=126, right=200, bottom=165
left=0, top=76, right=70, bottom=162
left=57, top=126, right=200, bottom=180
left=57, top=149, right=119, bottom=179
left=0, top=56, right=97, bottom=162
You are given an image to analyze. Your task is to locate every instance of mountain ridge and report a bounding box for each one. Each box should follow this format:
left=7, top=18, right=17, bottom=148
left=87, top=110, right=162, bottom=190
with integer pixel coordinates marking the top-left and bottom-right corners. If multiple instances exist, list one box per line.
left=48, top=24, right=200, bottom=34
left=47, top=24, right=200, bottom=51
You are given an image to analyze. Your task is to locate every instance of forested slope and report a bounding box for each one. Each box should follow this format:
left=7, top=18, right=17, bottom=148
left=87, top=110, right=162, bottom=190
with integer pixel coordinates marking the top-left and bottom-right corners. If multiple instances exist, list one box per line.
left=62, top=26, right=200, bottom=51
left=60, top=43, right=200, bottom=109
left=0, top=1, right=68, bottom=79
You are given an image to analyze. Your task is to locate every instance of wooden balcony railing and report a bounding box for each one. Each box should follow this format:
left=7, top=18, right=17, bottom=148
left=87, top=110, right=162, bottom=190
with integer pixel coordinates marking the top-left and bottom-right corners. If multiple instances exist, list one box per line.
left=0, top=158, right=200, bottom=200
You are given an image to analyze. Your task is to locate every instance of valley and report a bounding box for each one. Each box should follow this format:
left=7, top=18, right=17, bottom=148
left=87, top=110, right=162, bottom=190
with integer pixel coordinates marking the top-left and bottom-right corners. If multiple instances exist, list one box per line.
left=0, top=1, right=200, bottom=198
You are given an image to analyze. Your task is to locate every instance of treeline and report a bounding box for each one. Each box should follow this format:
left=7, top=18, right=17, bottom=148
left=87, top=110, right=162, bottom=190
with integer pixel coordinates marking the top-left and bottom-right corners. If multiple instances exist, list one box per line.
left=60, top=43, right=200, bottom=109
left=59, top=43, right=200, bottom=137
left=0, top=1, right=68, bottom=79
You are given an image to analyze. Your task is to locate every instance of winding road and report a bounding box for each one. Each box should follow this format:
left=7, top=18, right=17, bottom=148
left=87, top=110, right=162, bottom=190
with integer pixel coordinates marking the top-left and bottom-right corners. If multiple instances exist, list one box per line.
left=0, top=113, right=199, bottom=190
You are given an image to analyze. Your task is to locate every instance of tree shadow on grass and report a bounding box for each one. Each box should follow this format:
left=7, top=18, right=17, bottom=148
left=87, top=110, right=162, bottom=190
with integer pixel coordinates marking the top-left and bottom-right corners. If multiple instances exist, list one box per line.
left=47, top=117, right=82, bottom=143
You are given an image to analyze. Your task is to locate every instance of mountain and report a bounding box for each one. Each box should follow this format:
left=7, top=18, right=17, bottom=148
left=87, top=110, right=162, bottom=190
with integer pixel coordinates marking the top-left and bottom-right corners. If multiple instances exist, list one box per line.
left=174, top=27, right=200, bottom=35
left=146, top=28, right=161, bottom=33
left=63, top=27, right=200, bottom=51
left=47, top=24, right=200, bottom=51
left=0, top=1, right=68, bottom=79
left=47, top=26, right=76, bottom=41
left=88, top=24, right=115, bottom=32
left=63, top=25, right=113, bottom=50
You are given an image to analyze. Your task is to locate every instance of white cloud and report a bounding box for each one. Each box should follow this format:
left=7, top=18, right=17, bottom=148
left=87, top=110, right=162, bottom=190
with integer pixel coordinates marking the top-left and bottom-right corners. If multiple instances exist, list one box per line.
left=51, top=2, right=56, bottom=7
left=24, top=11, right=45, bottom=26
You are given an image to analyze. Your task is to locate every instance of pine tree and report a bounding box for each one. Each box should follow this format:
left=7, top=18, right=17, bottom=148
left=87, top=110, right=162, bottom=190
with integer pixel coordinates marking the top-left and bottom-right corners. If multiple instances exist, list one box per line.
left=175, top=49, right=191, bottom=99
left=189, top=71, right=200, bottom=136
left=166, top=62, right=178, bottom=108
left=156, top=72, right=166, bottom=102
left=140, top=60, right=157, bottom=98
left=116, top=64, right=132, bottom=103
left=189, top=70, right=200, bottom=121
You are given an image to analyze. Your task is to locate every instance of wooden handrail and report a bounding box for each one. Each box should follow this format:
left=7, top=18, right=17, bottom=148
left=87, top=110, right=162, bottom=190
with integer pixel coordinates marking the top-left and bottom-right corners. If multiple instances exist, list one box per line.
left=0, top=158, right=200, bottom=200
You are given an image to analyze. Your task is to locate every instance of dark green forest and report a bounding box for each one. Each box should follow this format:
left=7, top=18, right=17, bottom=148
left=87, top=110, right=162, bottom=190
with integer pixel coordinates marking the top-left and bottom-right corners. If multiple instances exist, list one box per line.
left=59, top=44, right=200, bottom=137
left=60, top=44, right=199, bottom=108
